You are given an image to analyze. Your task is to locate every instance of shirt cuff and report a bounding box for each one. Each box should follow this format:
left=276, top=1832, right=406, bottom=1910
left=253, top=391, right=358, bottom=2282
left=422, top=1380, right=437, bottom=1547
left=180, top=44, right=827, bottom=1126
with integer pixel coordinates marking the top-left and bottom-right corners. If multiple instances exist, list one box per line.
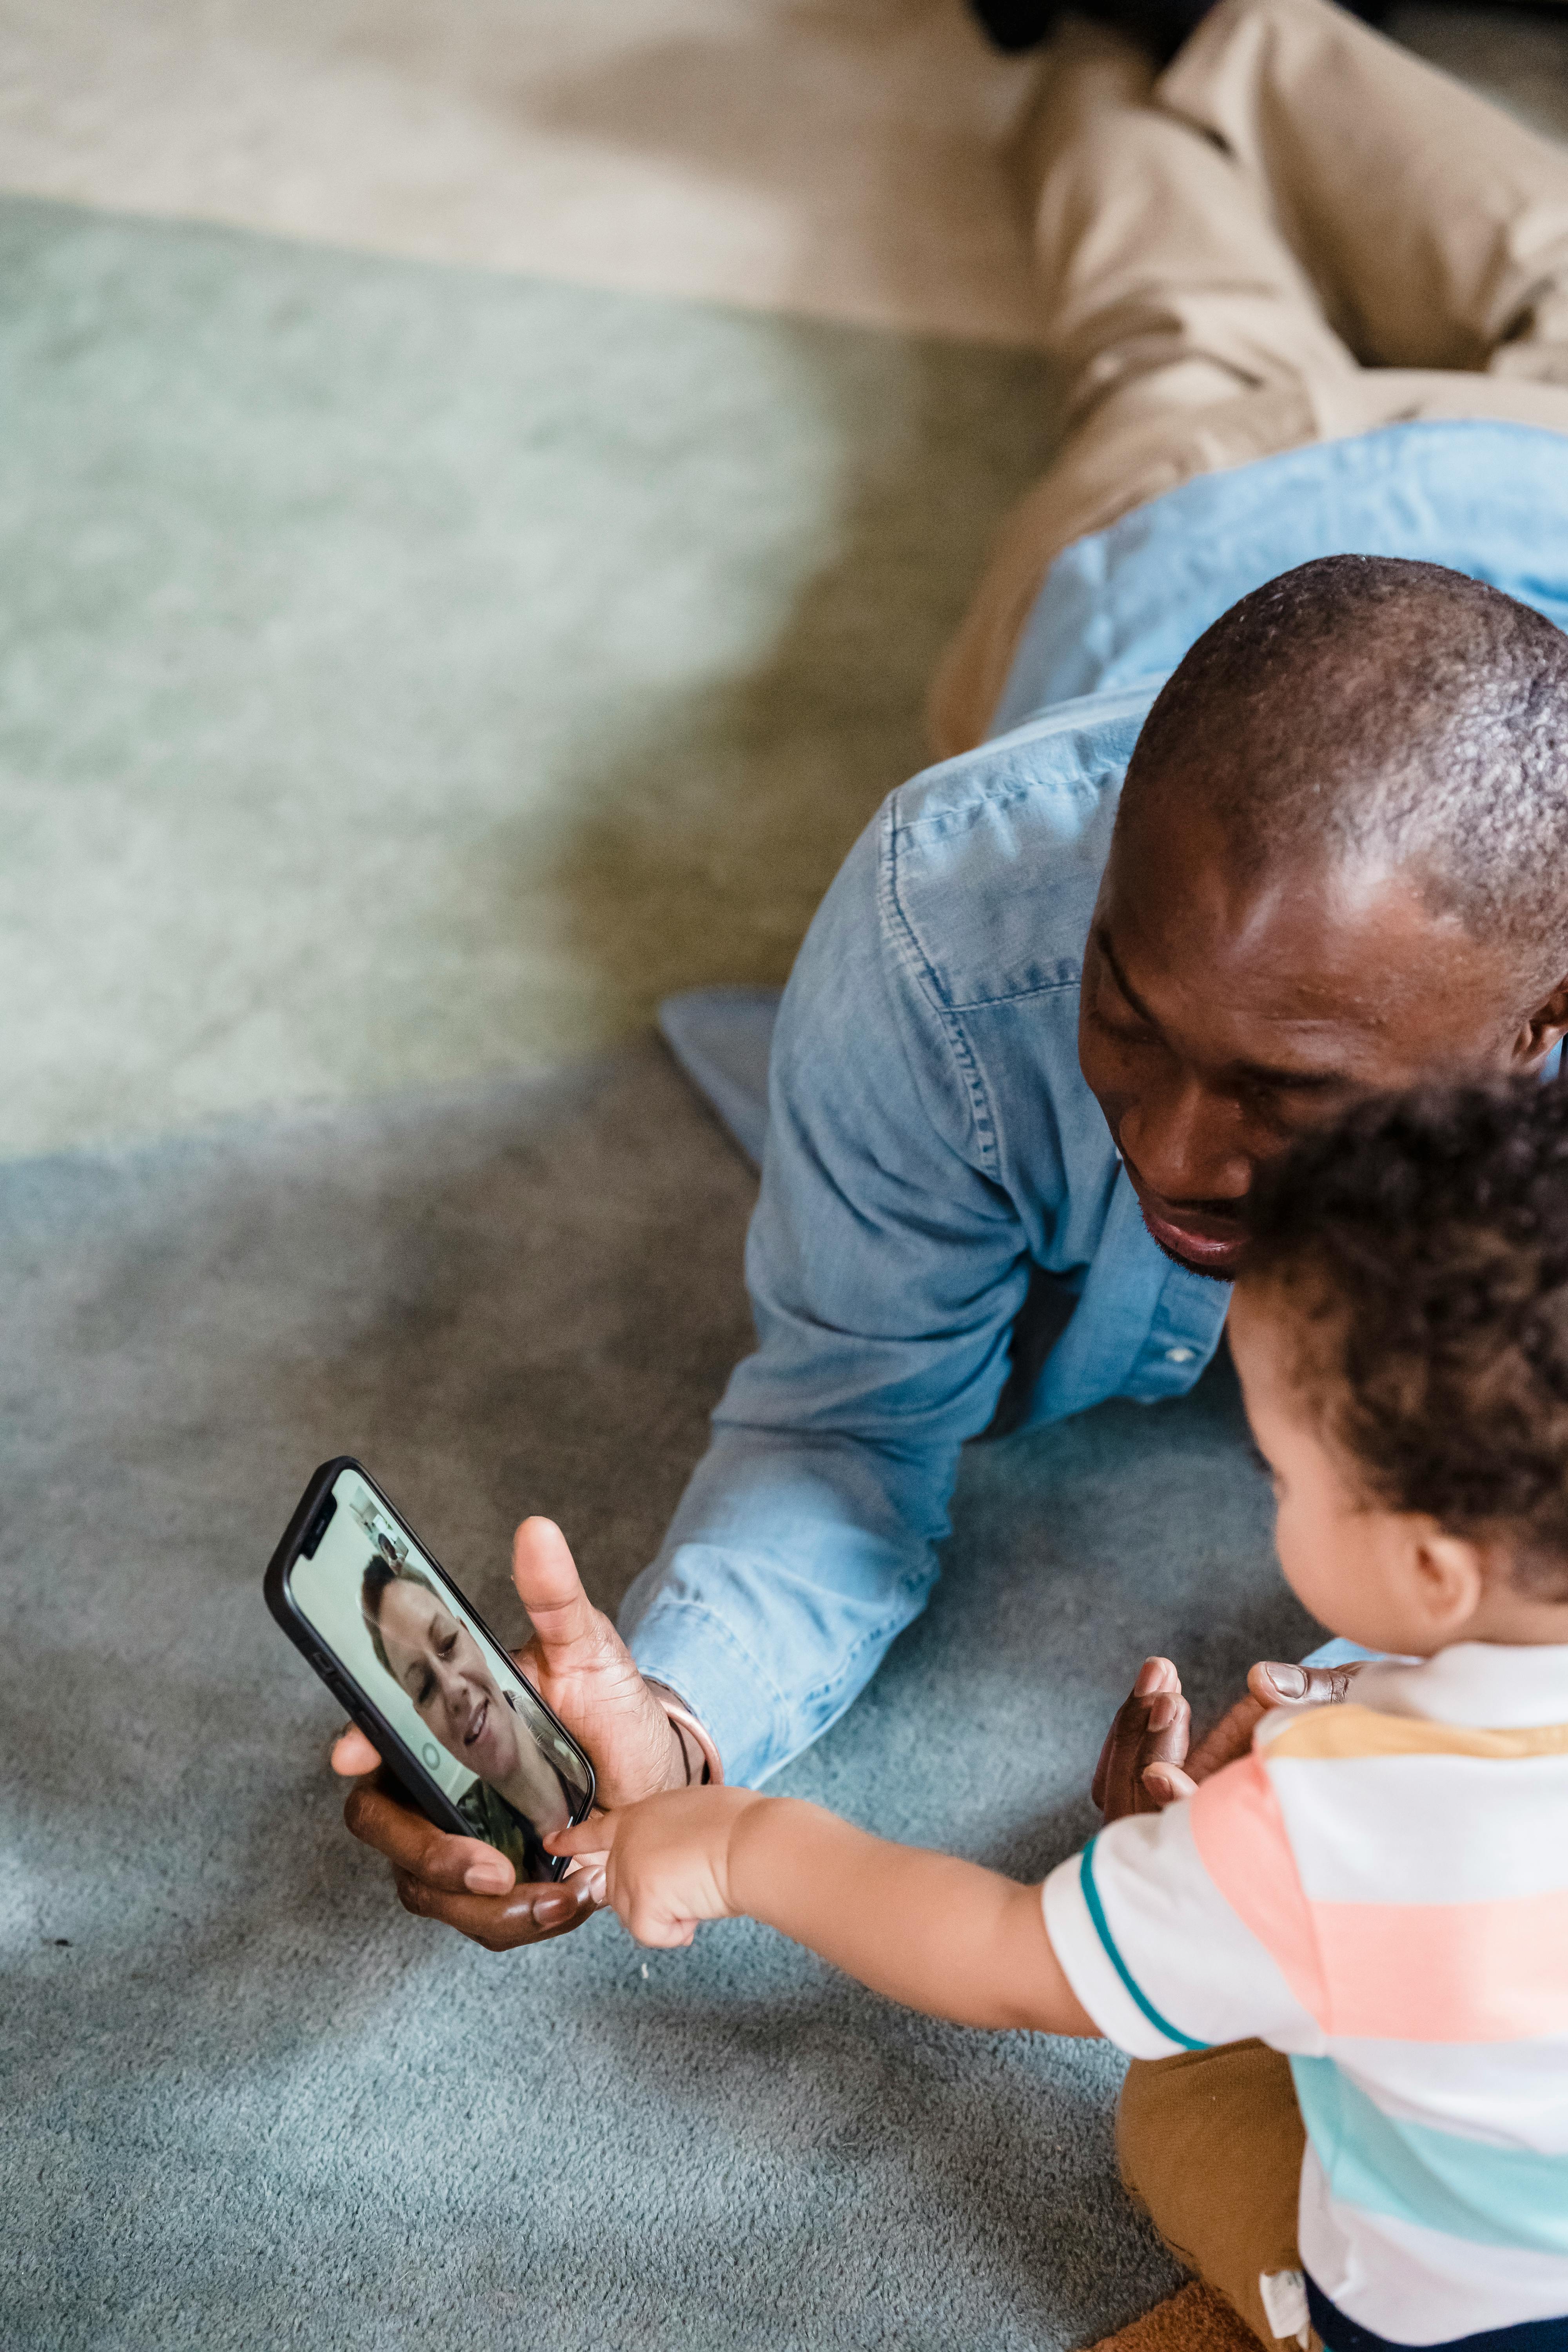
left=626, top=1594, right=791, bottom=1789
left=1042, top=1841, right=1210, bottom=2061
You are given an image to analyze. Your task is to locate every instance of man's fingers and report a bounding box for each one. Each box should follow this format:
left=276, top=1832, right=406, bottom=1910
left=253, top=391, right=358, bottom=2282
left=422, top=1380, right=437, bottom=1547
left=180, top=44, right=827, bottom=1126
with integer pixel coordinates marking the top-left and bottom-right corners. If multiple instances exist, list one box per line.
left=1183, top=1661, right=1365, bottom=1788
left=1089, top=1724, right=1116, bottom=1813
left=1091, top=1658, right=1177, bottom=1809
left=330, top=1726, right=381, bottom=1778
left=392, top=1869, right=599, bottom=1951
left=1096, top=1662, right=1191, bottom=1821
left=1186, top=1693, right=1266, bottom=1782
left=1249, top=1659, right=1364, bottom=1709
left=343, top=1772, right=517, bottom=1895
left=1141, top=1689, right=1191, bottom=1769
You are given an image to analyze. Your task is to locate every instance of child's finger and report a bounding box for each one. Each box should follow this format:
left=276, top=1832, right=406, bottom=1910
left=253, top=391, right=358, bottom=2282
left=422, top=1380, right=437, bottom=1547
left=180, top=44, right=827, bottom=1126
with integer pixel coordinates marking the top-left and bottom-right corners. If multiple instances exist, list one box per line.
left=548, top=1812, right=616, bottom=1858
left=563, top=1847, right=609, bottom=1879
left=628, top=1904, right=699, bottom=1950
left=1143, top=1761, right=1198, bottom=1805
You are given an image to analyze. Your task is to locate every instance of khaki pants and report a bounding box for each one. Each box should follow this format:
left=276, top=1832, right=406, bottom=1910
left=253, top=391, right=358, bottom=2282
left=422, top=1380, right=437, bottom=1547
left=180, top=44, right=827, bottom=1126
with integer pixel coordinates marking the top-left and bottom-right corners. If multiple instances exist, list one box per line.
left=931, top=0, right=1568, bottom=757
left=1118, top=2041, right=1314, bottom=2348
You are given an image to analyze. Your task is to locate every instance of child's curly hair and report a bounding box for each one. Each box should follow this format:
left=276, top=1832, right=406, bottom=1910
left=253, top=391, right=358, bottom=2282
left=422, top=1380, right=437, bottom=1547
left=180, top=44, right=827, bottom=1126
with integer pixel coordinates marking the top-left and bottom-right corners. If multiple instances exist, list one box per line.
left=1242, top=1078, right=1568, bottom=1593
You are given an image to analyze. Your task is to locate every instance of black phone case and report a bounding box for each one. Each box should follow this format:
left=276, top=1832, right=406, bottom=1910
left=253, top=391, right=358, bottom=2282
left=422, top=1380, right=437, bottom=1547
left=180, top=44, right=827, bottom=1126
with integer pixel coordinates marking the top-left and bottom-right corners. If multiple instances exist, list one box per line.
left=264, top=1455, right=596, bottom=1879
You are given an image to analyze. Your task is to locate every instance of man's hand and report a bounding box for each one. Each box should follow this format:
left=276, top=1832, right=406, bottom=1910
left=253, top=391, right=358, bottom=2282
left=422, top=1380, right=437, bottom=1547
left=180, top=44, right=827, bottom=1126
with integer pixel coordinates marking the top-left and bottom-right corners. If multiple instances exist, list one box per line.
left=330, top=1515, right=693, bottom=1951
left=548, top=1786, right=763, bottom=1950
left=1093, top=1654, right=1364, bottom=1821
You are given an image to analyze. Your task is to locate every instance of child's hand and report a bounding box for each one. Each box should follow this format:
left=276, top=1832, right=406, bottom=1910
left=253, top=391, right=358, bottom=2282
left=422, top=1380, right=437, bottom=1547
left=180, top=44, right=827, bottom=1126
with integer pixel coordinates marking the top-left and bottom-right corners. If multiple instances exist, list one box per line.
left=547, top=1787, right=766, bottom=1949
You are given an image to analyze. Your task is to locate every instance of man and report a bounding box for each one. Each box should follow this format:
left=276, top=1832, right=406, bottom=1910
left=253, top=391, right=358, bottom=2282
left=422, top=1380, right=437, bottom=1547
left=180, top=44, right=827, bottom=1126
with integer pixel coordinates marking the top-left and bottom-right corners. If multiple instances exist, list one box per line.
left=335, top=0, right=1568, bottom=1951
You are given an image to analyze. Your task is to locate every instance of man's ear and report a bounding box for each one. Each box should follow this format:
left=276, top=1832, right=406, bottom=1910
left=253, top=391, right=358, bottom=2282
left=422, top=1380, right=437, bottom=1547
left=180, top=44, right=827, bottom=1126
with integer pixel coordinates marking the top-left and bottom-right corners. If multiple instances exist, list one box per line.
left=1514, top=978, right=1568, bottom=1069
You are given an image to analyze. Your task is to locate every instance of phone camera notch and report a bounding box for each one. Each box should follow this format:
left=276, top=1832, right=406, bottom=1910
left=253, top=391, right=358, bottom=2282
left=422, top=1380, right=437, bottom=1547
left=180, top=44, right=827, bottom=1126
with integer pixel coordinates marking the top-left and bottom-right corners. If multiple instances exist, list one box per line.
left=300, top=1490, right=339, bottom=1559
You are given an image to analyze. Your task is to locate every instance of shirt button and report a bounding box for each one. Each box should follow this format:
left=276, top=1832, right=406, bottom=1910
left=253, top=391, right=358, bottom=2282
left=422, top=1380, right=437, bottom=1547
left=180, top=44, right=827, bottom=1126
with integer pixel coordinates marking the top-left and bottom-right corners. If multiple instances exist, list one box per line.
left=1165, top=1345, right=1194, bottom=1364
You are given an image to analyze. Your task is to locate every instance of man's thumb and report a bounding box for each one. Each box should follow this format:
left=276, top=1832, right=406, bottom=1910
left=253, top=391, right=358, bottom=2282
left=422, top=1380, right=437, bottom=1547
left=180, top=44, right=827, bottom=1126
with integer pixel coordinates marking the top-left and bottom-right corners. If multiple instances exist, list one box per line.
left=512, top=1516, right=600, bottom=1654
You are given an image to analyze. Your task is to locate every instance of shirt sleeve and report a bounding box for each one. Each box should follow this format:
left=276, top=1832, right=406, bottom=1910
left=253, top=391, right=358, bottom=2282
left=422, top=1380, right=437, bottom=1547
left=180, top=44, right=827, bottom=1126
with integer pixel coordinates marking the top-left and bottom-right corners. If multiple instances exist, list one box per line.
left=1043, top=1779, right=1324, bottom=2060
left=620, top=800, right=1036, bottom=1787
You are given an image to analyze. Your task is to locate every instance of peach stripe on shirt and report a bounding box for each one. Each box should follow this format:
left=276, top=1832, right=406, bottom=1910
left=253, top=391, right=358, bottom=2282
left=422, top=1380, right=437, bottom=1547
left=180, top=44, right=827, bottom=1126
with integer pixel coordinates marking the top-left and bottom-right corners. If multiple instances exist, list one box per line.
left=1190, top=1755, right=1568, bottom=2042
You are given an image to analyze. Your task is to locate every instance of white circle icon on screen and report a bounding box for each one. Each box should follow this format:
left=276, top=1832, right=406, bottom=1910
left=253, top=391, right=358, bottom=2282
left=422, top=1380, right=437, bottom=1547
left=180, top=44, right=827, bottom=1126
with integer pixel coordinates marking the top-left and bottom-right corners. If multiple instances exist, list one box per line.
left=421, top=1742, right=441, bottom=1769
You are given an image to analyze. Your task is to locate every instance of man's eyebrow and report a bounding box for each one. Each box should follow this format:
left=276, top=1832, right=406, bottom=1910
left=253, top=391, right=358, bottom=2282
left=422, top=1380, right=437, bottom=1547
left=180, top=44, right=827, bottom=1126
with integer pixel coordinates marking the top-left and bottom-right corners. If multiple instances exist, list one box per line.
left=1094, top=926, right=1161, bottom=1028
left=1095, top=926, right=1349, bottom=1093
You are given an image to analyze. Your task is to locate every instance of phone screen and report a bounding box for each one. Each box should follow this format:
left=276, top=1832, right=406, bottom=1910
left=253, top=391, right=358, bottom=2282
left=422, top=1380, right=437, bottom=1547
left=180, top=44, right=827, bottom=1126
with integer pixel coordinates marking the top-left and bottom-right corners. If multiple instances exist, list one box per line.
left=289, top=1466, right=593, bottom=1878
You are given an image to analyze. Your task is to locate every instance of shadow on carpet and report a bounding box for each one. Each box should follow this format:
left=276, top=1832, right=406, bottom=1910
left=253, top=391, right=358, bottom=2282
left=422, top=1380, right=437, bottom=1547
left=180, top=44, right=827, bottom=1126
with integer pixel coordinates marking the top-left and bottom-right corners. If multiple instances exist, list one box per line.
left=0, top=1042, right=1320, bottom=2348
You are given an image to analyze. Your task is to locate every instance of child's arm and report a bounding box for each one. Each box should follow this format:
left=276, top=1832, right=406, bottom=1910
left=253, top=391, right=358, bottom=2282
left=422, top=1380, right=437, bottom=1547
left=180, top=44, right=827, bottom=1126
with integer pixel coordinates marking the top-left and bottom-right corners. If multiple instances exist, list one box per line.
left=548, top=1788, right=1099, bottom=2038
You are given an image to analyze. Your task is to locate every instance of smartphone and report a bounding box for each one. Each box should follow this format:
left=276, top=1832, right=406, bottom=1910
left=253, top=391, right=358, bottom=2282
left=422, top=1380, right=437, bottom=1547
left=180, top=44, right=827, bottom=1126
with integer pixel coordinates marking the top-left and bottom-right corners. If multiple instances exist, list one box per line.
left=265, top=1457, right=595, bottom=1882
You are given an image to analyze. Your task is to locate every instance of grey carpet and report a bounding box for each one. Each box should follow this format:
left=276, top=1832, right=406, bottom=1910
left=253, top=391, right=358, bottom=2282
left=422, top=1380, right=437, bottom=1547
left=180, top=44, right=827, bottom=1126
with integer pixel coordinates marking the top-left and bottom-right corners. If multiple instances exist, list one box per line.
left=0, top=194, right=1053, bottom=1163
left=1, top=1045, right=1321, bottom=2350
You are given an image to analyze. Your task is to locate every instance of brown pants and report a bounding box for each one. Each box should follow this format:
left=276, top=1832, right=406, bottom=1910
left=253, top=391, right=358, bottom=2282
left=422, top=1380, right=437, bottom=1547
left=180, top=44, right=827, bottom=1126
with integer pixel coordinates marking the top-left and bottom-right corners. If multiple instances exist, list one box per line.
left=1118, top=2041, right=1312, bottom=2347
left=931, top=0, right=1568, bottom=757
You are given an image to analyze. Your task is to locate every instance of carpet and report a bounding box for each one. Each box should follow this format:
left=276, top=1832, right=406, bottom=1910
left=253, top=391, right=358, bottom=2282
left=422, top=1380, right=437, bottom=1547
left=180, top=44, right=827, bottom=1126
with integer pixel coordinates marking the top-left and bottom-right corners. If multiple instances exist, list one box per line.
left=0, top=192, right=1054, bottom=1162
left=0, top=1041, right=1323, bottom=2349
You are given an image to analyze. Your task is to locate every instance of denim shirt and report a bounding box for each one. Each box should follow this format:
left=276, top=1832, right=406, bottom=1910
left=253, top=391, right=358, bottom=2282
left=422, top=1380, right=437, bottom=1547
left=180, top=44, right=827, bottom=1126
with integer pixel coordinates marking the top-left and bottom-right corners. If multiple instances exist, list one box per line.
left=623, top=420, right=1568, bottom=1787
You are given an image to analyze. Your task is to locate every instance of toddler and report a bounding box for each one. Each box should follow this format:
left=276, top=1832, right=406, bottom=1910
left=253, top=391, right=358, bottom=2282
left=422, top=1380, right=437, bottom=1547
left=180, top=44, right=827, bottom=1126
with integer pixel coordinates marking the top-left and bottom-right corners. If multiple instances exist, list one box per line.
left=551, top=1082, right=1568, bottom=2352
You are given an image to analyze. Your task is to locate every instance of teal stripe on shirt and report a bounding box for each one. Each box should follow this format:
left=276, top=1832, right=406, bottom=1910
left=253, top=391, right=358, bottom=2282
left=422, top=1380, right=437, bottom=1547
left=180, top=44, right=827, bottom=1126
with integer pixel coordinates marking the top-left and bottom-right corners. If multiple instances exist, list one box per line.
left=1078, top=1839, right=1208, bottom=2053
left=1292, top=2056, right=1568, bottom=2255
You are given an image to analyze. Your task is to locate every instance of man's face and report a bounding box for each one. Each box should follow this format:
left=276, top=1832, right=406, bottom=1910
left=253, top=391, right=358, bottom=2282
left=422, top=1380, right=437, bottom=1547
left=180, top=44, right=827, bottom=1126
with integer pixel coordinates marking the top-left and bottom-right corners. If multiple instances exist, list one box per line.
left=1078, top=791, right=1554, bottom=1279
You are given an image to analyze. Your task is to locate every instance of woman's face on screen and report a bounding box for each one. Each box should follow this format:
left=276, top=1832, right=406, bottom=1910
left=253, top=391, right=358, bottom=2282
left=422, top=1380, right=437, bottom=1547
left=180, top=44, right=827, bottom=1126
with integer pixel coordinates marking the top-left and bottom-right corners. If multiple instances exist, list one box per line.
left=375, top=1580, right=520, bottom=1787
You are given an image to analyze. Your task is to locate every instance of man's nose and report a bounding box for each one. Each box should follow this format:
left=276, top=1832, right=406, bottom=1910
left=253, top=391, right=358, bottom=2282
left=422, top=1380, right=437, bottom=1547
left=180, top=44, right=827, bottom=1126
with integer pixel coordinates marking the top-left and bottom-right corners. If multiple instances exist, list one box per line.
left=1119, top=1073, right=1249, bottom=1205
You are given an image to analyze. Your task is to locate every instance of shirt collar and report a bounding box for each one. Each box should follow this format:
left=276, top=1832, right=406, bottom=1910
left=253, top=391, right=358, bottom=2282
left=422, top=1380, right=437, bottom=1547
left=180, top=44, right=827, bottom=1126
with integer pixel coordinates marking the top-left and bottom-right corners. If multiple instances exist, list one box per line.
left=1355, top=1641, right=1568, bottom=1729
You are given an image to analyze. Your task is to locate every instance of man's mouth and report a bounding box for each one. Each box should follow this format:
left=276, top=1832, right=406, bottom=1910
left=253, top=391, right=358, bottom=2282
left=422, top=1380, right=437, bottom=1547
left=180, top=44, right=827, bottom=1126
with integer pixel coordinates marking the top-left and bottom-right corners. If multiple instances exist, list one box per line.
left=1138, top=1198, right=1246, bottom=1275
left=463, top=1696, right=489, bottom=1751
left=1120, top=1158, right=1247, bottom=1278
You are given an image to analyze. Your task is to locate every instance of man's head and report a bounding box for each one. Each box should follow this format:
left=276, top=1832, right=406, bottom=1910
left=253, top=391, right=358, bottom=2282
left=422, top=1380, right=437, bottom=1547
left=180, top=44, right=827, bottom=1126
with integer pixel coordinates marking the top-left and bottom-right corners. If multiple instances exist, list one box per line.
left=1079, top=555, right=1568, bottom=1277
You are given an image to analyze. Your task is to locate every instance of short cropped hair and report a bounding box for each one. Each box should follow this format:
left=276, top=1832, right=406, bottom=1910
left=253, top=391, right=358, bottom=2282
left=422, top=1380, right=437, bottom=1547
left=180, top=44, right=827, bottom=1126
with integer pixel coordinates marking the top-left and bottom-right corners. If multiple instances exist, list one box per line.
left=361, top=1555, right=439, bottom=1677
left=1243, top=1080, right=1568, bottom=1593
left=1122, top=556, right=1568, bottom=993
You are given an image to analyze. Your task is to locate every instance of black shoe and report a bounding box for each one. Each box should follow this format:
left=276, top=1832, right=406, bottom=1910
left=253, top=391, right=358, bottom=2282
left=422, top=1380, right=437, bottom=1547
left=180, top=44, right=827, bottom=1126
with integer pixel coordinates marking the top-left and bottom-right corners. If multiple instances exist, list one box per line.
left=969, top=0, right=1388, bottom=62
left=965, top=0, right=1060, bottom=51
left=966, top=0, right=1192, bottom=62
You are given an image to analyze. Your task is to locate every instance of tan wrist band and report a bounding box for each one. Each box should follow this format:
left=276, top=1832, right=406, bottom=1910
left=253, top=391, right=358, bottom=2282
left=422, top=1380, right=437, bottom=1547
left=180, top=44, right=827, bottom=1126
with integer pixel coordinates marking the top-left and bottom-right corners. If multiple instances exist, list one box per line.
left=657, top=1694, right=724, bottom=1787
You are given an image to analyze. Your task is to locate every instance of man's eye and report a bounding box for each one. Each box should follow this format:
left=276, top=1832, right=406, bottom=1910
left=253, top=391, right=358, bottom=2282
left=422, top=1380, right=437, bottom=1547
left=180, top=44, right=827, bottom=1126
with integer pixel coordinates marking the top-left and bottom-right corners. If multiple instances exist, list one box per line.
left=1240, top=1074, right=1348, bottom=1134
left=439, top=1632, right=458, bottom=1659
left=417, top=1671, right=435, bottom=1706
left=1093, top=984, right=1157, bottom=1045
left=1238, top=1083, right=1310, bottom=1140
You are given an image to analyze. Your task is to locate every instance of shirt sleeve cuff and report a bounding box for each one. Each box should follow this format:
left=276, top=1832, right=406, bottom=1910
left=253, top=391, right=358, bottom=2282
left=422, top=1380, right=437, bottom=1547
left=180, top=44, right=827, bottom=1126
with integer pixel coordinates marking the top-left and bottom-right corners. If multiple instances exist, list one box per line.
left=626, top=1594, right=791, bottom=1789
left=1042, top=1844, right=1209, bottom=2061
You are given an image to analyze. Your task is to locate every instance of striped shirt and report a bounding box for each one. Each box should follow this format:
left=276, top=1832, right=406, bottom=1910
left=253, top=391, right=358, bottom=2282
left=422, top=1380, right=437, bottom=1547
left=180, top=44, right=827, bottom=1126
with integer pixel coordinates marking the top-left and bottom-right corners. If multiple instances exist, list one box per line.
left=1044, top=1644, right=1568, bottom=2350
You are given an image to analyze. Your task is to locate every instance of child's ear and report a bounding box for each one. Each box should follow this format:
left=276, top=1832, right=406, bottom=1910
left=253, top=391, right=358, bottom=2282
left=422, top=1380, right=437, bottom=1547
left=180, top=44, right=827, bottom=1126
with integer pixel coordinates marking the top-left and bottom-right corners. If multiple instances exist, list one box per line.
left=1408, top=1524, right=1486, bottom=1635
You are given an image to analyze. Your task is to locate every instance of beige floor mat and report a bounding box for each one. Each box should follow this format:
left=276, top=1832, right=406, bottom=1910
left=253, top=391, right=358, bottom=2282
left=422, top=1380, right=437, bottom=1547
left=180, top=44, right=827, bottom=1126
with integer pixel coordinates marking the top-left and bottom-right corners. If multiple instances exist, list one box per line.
left=0, top=0, right=1045, bottom=346
left=2, top=0, right=1563, bottom=356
